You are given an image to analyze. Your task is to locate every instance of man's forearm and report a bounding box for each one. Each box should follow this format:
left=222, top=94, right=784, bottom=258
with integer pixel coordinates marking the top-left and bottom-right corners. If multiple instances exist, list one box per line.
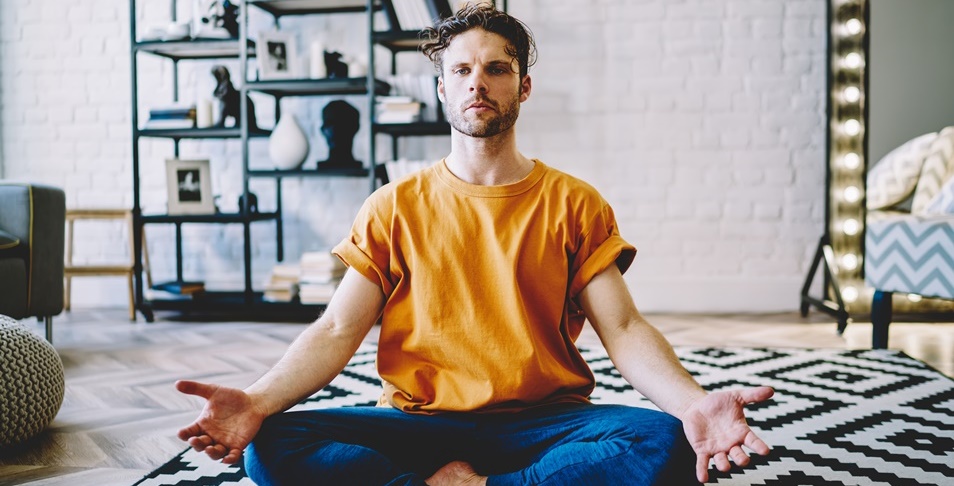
left=600, top=316, right=706, bottom=420
left=243, top=317, right=371, bottom=417
left=243, top=268, right=384, bottom=417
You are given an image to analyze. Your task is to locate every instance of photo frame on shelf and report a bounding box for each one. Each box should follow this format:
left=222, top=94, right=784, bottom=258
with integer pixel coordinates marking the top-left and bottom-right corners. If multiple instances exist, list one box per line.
left=165, top=159, right=215, bottom=215
left=257, top=30, right=298, bottom=80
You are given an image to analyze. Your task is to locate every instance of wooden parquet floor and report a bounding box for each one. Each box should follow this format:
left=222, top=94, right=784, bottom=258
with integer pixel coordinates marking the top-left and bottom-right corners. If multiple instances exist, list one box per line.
left=1, top=308, right=952, bottom=485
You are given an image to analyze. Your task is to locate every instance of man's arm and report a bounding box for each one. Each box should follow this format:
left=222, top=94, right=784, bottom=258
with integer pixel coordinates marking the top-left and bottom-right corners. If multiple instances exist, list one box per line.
left=176, top=268, right=385, bottom=462
left=243, top=267, right=386, bottom=415
left=576, top=265, right=705, bottom=416
left=577, top=265, right=772, bottom=483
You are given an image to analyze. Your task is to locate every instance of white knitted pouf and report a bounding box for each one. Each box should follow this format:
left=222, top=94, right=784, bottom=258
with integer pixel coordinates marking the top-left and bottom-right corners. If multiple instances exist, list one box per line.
left=0, top=314, right=65, bottom=448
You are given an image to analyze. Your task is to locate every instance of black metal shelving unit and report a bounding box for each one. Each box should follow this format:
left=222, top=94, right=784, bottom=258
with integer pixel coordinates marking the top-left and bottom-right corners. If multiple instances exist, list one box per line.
left=129, top=0, right=453, bottom=322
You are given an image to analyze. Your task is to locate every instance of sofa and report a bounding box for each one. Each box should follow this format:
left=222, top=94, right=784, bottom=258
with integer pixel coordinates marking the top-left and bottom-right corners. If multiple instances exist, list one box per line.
left=0, top=183, right=66, bottom=342
left=864, top=127, right=954, bottom=349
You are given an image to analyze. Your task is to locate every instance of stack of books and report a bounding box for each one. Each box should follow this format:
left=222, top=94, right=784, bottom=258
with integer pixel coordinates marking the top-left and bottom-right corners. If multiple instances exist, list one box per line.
left=263, top=264, right=300, bottom=303
left=384, top=74, right=441, bottom=122
left=143, top=104, right=196, bottom=130
left=299, top=251, right=346, bottom=304
left=375, top=96, right=422, bottom=124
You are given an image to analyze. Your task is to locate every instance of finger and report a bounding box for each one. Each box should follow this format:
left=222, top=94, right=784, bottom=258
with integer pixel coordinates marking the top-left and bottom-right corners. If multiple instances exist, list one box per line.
left=188, top=435, right=214, bottom=452
left=177, top=423, right=202, bottom=441
left=221, top=449, right=243, bottom=465
left=739, top=386, right=774, bottom=404
left=713, top=452, right=731, bottom=472
left=176, top=380, right=217, bottom=400
left=744, top=432, right=771, bottom=456
left=729, top=445, right=750, bottom=467
left=204, top=443, right=229, bottom=461
left=696, top=454, right=710, bottom=483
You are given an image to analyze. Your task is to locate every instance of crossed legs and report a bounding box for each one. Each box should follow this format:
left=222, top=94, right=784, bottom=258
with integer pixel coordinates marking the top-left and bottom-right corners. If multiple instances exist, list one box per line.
left=244, top=403, right=698, bottom=486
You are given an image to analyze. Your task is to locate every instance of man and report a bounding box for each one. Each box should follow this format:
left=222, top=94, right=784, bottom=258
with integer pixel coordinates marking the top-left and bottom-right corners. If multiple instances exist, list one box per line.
left=177, top=5, right=773, bottom=485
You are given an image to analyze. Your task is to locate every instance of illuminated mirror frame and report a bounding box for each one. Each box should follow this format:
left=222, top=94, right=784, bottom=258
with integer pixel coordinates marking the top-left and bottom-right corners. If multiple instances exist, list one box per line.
left=800, top=0, right=868, bottom=327
left=828, top=0, right=869, bottom=313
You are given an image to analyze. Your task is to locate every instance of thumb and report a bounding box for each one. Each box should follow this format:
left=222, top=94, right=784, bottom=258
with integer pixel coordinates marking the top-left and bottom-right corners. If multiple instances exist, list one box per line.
left=739, top=386, right=774, bottom=404
left=176, top=380, right=218, bottom=400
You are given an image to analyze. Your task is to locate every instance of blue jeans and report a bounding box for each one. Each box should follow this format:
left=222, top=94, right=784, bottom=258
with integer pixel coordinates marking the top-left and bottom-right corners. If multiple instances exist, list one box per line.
left=244, top=403, right=699, bottom=486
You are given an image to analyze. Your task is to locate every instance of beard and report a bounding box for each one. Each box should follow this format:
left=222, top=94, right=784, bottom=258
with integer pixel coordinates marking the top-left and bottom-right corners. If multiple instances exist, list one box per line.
left=444, top=88, right=521, bottom=138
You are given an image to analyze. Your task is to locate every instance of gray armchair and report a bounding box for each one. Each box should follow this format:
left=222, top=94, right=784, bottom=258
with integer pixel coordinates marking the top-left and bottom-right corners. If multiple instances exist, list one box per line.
left=0, top=183, right=66, bottom=342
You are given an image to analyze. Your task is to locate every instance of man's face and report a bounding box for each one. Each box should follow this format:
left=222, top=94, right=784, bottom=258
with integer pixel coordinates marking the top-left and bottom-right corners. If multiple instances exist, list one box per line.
left=437, top=29, right=531, bottom=138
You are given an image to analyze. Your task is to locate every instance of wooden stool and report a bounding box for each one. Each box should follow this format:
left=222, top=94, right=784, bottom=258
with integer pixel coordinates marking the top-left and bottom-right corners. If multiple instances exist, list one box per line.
left=64, top=209, right=151, bottom=321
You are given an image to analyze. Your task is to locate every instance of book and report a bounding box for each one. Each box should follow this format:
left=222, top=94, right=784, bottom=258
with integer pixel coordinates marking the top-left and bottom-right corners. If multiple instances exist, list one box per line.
left=152, top=280, right=205, bottom=295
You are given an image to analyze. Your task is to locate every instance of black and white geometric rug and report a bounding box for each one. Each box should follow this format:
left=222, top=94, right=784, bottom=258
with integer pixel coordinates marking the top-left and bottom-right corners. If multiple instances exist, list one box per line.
left=136, top=344, right=954, bottom=486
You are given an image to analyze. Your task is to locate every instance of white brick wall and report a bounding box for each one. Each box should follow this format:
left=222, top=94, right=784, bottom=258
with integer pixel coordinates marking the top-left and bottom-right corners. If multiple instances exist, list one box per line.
left=0, top=0, right=827, bottom=313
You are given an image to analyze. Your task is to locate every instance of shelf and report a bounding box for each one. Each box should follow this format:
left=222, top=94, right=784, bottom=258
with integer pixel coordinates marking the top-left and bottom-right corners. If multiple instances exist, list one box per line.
left=373, top=30, right=428, bottom=52
left=145, top=290, right=326, bottom=318
left=249, top=166, right=370, bottom=178
left=141, top=212, right=279, bottom=224
left=373, top=121, right=450, bottom=136
left=245, top=77, right=391, bottom=96
left=249, top=0, right=378, bottom=17
left=137, top=127, right=271, bottom=139
left=134, top=39, right=255, bottom=60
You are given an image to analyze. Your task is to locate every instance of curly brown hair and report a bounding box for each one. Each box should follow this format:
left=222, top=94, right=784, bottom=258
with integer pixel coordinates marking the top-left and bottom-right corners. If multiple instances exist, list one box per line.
left=420, top=3, right=537, bottom=78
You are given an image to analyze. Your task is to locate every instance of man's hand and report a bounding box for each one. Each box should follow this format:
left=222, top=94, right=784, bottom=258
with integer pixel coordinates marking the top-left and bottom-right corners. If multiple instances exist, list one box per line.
left=681, top=386, right=774, bottom=483
left=175, top=380, right=267, bottom=464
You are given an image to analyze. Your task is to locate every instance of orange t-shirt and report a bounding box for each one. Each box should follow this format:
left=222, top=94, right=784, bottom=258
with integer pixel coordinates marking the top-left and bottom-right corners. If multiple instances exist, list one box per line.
left=332, top=159, right=635, bottom=413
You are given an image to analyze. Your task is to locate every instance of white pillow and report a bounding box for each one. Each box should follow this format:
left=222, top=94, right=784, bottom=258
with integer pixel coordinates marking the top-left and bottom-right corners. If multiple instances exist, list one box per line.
left=921, top=173, right=954, bottom=215
left=912, top=126, right=954, bottom=214
left=866, top=132, right=937, bottom=210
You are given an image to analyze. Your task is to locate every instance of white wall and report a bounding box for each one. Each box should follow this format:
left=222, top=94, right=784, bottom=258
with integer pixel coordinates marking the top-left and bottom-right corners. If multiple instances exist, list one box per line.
left=0, top=0, right=827, bottom=313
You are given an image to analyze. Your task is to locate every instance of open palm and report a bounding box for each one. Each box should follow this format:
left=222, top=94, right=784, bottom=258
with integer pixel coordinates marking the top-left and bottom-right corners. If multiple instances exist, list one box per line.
left=175, top=380, right=266, bottom=464
left=681, top=386, right=774, bottom=483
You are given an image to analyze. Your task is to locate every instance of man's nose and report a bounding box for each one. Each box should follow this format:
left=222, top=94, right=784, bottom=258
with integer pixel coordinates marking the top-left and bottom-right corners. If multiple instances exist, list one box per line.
left=468, top=73, right=489, bottom=93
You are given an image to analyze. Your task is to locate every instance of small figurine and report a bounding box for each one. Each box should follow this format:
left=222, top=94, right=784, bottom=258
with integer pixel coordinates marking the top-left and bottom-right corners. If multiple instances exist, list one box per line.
left=212, top=65, right=256, bottom=129
left=196, top=0, right=240, bottom=39
left=317, top=100, right=361, bottom=170
left=324, top=51, right=349, bottom=79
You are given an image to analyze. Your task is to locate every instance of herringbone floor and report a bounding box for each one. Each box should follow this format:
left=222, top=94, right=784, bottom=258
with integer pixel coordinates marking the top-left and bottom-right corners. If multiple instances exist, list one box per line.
left=1, top=308, right=952, bottom=486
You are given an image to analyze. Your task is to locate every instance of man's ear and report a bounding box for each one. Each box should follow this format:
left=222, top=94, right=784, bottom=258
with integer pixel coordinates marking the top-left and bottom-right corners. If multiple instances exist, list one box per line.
left=519, top=74, right=532, bottom=102
left=437, top=76, right=445, bottom=103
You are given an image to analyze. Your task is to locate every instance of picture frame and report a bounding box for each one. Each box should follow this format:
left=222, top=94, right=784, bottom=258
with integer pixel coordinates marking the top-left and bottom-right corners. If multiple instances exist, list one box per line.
left=165, top=159, right=215, bottom=215
left=257, top=30, right=298, bottom=80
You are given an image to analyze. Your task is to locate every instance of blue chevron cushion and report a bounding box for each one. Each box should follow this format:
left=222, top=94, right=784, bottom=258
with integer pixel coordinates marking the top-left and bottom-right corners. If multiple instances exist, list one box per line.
left=912, top=127, right=954, bottom=215
left=865, top=211, right=954, bottom=300
left=866, top=132, right=936, bottom=210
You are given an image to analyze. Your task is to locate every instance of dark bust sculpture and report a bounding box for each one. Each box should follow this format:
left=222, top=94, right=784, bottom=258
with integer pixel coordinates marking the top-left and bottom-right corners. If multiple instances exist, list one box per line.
left=317, top=100, right=361, bottom=170
left=212, top=65, right=256, bottom=130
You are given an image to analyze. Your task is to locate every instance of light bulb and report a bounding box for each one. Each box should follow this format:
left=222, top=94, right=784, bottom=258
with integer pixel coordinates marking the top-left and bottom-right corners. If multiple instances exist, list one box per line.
left=907, top=293, right=923, bottom=303
left=845, top=18, right=863, bottom=35
left=843, top=86, right=861, bottom=103
left=843, top=52, right=862, bottom=69
left=842, top=218, right=860, bottom=236
left=842, top=152, right=861, bottom=170
left=843, top=185, right=861, bottom=203
left=843, top=119, right=861, bottom=136
left=842, top=286, right=859, bottom=303
left=840, top=253, right=858, bottom=271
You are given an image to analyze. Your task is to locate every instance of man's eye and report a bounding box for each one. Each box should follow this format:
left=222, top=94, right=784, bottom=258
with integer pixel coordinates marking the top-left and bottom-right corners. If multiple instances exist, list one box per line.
left=454, top=68, right=469, bottom=75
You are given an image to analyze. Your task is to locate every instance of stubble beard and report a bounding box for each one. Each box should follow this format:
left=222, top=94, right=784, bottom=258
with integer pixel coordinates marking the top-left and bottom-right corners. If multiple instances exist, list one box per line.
left=445, top=88, right=521, bottom=138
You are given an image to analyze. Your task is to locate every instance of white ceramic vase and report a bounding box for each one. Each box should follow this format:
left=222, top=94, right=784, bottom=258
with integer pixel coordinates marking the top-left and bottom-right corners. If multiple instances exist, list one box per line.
left=269, top=114, right=309, bottom=170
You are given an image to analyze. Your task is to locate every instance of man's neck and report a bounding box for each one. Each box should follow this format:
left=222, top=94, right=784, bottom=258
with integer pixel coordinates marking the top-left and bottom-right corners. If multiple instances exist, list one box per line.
left=444, top=130, right=533, bottom=186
